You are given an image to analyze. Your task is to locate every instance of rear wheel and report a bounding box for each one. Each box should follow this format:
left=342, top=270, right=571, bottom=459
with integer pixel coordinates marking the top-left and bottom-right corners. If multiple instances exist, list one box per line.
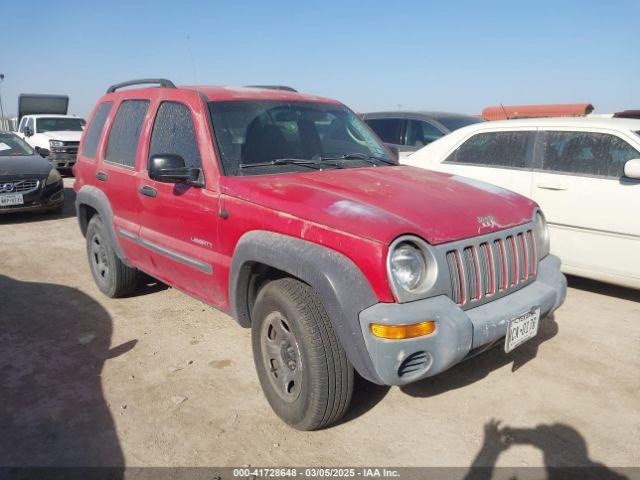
left=251, top=277, right=353, bottom=430
left=86, top=215, right=137, bottom=297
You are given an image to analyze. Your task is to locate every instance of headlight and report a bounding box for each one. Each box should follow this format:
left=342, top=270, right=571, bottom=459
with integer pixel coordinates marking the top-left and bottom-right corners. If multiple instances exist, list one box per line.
left=390, top=243, right=426, bottom=291
left=49, top=140, right=63, bottom=148
left=46, top=168, right=62, bottom=185
left=387, top=236, right=439, bottom=302
left=534, top=211, right=550, bottom=258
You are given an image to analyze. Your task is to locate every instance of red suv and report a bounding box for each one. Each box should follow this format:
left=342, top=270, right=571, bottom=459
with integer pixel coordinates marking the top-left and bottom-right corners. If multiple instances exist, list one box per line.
left=74, top=79, right=566, bottom=430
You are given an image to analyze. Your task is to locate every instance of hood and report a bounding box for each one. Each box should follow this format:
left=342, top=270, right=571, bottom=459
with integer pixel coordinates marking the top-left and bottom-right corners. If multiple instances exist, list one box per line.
left=39, top=130, right=82, bottom=142
left=0, top=155, right=53, bottom=178
left=223, top=166, right=536, bottom=245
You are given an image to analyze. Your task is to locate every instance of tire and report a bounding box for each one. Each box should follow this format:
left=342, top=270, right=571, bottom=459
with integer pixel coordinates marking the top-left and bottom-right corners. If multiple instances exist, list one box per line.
left=251, top=277, right=354, bottom=430
left=86, top=215, right=137, bottom=298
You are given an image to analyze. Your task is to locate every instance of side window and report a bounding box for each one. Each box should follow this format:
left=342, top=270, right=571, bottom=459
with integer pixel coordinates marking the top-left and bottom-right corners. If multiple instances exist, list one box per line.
left=541, top=131, right=640, bottom=178
left=18, top=117, right=27, bottom=133
left=105, top=100, right=150, bottom=167
left=149, top=102, right=202, bottom=169
left=365, top=118, right=403, bottom=144
left=445, top=131, right=530, bottom=168
left=406, top=120, right=445, bottom=148
left=26, top=118, right=35, bottom=133
left=82, top=101, right=113, bottom=159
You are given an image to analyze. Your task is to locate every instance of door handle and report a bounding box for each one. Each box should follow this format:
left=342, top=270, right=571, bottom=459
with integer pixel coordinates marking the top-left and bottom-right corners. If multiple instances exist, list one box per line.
left=537, top=182, right=567, bottom=191
left=96, top=171, right=108, bottom=182
left=139, top=185, right=157, bottom=198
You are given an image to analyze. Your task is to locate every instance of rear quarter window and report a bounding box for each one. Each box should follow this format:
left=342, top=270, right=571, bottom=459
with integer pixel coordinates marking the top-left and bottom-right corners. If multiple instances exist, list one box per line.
left=105, top=100, right=150, bottom=168
left=81, top=101, right=113, bottom=160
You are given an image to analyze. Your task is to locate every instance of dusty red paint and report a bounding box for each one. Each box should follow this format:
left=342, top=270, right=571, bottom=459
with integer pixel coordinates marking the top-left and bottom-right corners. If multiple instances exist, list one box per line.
left=75, top=85, right=537, bottom=307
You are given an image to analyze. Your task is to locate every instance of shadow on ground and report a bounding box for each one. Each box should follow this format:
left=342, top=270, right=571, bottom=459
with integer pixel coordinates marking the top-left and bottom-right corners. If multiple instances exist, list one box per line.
left=400, top=315, right=558, bottom=398
left=566, top=275, right=639, bottom=303
left=0, top=274, right=134, bottom=469
left=463, top=419, right=629, bottom=480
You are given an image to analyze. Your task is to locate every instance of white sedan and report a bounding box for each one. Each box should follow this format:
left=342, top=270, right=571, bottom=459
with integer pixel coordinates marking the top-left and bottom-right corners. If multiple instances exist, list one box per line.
left=404, top=117, right=640, bottom=289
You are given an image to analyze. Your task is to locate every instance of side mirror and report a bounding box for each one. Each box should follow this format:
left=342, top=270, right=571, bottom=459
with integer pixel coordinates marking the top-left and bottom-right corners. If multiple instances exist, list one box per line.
left=38, top=148, right=50, bottom=157
left=148, top=154, right=201, bottom=184
left=624, top=159, right=640, bottom=179
left=24, top=127, right=33, bottom=137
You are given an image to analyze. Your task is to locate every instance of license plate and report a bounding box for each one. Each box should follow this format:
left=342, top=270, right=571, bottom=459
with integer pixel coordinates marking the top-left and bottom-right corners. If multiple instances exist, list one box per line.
left=504, top=307, right=540, bottom=353
left=0, top=194, right=24, bottom=207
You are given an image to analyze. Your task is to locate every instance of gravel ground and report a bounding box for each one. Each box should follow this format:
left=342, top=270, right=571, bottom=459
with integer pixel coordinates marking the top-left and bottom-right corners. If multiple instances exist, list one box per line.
left=0, top=177, right=638, bottom=471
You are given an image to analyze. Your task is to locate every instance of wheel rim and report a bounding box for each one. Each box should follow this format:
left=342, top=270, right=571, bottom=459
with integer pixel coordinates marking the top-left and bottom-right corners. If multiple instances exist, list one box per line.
left=90, top=233, right=110, bottom=283
left=260, top=311, right=303, bottom=402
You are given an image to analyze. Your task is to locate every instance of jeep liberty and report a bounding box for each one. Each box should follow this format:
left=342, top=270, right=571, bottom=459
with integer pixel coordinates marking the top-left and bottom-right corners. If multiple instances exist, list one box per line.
left=74, top=79, right=566, bottom=430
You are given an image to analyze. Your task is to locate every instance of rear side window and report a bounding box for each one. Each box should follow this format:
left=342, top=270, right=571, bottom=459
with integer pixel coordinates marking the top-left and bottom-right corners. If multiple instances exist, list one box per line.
left=105, top=100, right=150, bottom=167
left=149, top=102, right=202, bottom=168
left=540, top=131, right=640, bottom=178
left=82, top=102, right=113, bottom=159
left=445, top=131, right=530, bottom=169
left=365, top=118, right=403, bottom=144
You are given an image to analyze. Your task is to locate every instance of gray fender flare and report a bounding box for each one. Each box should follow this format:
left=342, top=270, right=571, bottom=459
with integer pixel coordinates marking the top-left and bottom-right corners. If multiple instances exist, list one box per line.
left=75, top=185, right=130, bottom=264
left=229, top=230, right=383, bottom=384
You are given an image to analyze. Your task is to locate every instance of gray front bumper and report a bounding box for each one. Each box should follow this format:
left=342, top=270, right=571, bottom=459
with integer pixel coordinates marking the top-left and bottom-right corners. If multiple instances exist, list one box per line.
left=358, top=255, right=567, bottom=386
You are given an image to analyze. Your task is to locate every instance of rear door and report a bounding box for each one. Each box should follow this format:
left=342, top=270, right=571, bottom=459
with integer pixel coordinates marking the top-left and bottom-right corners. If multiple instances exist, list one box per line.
left=97, top=98, right=150, bottom=264
left=532, top=128, right=640, bottom=282
left=136, top=93, right=224, bottom=305
left=435, top=129, right=535, bottom=197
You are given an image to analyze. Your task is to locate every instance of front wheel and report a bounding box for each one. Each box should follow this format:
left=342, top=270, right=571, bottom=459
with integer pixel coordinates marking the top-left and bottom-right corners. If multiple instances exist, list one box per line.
left=251, top=277, right=354, bottom=430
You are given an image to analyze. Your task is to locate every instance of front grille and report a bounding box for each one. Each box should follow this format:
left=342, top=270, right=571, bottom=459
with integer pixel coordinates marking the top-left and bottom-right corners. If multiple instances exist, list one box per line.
left=0, top=179, right=40, bottom=194
left=52, top=141, right=79, bottom=154
left=446, top=228, right=537, bottom=308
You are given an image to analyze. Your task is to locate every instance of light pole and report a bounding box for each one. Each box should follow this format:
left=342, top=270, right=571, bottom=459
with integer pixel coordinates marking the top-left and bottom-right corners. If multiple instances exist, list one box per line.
left=0, top=74, right=5, bottom=121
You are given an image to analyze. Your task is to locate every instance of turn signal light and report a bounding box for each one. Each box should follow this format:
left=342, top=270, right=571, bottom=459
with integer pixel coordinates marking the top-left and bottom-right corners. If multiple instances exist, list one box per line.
left=370, top=321, right=436, bottom=339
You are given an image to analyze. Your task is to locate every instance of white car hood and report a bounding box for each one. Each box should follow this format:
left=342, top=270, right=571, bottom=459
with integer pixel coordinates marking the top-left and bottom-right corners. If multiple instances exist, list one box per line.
left=39, top=130, right=83, bottom=142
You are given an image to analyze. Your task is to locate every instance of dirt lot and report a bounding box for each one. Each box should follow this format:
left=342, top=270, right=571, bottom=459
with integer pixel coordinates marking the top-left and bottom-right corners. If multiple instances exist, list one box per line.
left=1, top=178, right=638, bottom=470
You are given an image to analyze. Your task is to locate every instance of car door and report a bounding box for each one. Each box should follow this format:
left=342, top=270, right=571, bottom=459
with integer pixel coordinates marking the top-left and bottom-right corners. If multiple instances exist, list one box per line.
left=136, top=95, right=224, bottom=306
left=432, top=129, right=535, bottom=198
left=98, top=99, right=149, bottom=265
left=531, top=128, right=640, bottom=284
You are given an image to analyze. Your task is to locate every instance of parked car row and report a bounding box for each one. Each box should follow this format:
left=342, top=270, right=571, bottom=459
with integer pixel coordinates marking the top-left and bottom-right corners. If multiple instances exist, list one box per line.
left=3, top=79, right=635, bottom=431
left=404, top=117, right=640, bottom=289
left=0, top=131, right=64, bottom=214
left=70, top=79, right=566, bottom=431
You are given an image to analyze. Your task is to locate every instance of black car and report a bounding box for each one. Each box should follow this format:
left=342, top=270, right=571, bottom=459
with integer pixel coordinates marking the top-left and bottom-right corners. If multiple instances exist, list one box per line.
left=0, top=131, right=64, bottom=214
left=362, top=111, right=484, bottom=156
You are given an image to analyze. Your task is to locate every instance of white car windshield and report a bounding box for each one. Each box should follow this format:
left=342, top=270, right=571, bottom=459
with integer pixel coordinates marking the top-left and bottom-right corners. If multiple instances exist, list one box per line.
left=36, top=117, right=86, bottom=133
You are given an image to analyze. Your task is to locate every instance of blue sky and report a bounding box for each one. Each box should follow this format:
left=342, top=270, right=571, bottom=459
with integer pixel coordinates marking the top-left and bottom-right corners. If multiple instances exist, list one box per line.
left=1, top=0, right=638, bottom=117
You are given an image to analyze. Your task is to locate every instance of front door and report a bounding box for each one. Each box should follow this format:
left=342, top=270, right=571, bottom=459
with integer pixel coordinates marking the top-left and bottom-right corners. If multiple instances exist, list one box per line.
left=136, top=95, right=224, bottom=306
left=532, top=128, right=640, bottom=283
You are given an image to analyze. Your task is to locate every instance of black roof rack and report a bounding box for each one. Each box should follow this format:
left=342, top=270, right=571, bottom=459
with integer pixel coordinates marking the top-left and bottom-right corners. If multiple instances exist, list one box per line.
left=106, top=78, right=176, bottom=94
left=244, top=85, right=297, bottom=92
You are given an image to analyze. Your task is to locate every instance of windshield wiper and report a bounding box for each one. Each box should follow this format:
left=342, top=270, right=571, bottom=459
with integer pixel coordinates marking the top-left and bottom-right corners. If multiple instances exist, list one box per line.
left=238, top=158, right=323, bottom=170
left=320, top=153, right=396, bottom=166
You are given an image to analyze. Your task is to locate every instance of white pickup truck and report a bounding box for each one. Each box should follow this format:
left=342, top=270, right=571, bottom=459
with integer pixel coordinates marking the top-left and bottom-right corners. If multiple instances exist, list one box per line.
left=15, top=94, right=86, bottom=172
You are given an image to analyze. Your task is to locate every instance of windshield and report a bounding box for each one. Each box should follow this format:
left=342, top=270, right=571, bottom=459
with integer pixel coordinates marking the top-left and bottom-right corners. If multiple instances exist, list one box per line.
left=208, top=100, right=395, bottom=176
left=0, top=133, right=35, bottom=156
left=433, top=114, right=484, bottom=132
left=36, top=117, right=86, bottom=133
